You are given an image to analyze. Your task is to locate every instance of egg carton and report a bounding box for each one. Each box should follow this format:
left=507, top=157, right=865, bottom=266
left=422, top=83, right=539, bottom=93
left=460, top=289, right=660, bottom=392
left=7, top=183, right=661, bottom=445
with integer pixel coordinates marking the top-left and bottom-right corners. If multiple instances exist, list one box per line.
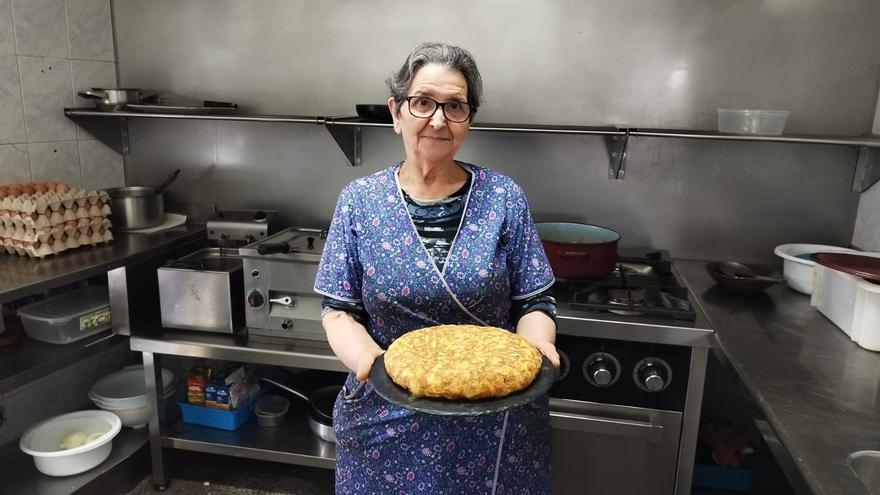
left=0, top=189, right=109, bottom=215
left=2, top=226, right=113, bottom=258
left=0, top=204, right=111, bottom=230
left=2, top=217, right=112, bottom=243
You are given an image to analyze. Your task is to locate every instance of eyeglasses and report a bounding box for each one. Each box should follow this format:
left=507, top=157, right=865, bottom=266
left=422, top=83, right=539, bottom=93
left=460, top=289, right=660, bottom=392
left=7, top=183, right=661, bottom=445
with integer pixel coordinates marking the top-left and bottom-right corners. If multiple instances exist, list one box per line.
left=405, top=96, right=472, bottom=123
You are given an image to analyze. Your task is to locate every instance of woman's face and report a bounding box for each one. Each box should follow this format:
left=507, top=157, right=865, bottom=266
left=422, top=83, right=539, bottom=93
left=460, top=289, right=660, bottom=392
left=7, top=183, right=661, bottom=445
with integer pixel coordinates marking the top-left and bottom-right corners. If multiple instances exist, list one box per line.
left=389, top=63, right=471, bottom=166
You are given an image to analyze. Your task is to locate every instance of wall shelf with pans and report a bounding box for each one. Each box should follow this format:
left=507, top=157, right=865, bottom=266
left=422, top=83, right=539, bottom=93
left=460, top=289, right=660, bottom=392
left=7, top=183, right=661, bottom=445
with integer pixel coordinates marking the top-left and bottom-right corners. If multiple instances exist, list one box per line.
left=65, top=108, right=880, bottom=192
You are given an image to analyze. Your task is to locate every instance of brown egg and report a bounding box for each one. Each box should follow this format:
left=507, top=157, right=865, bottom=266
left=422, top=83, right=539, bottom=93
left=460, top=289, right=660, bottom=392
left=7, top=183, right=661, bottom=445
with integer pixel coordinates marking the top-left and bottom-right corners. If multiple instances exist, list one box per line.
left=7, top=187, right=21, bottom=197
left=0, top=186, right=7, bottom=194
left=33, top=183, right=47, bottom=193
left=55, top=183, right=70, bottom=193
left=77, top=217, right=90, bottom=225
left=20, top=185, right=34, bottom=195
left=65, top=220, right=78, bottom=228
left=0, top=190, right=6, bottom=200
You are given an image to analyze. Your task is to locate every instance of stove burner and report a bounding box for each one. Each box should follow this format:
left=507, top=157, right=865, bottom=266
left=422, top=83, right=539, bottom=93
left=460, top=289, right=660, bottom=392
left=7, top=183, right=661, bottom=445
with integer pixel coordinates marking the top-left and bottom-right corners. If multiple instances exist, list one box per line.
left=606, top=288, right=646, bottom=316
left=564, top=253, right=697, bottom=321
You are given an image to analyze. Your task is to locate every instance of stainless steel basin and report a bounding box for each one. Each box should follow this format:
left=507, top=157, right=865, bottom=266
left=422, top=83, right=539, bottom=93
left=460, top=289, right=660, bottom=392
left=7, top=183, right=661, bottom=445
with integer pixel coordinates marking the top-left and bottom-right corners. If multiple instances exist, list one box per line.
left=849, top=451, right=880, bottom=494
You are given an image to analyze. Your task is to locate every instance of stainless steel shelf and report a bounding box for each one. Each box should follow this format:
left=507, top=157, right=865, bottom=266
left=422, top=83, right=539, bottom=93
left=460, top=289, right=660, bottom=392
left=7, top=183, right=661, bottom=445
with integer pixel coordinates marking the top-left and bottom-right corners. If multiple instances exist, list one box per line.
left=66, top=108, right=325, bottom=124
left=0, top=331, right=126, bottom=395
left=0, top=224, right=206, bottom=304
left=130, top=332, right=347, bottom=373
left=161, top=411, right=336, bottom=469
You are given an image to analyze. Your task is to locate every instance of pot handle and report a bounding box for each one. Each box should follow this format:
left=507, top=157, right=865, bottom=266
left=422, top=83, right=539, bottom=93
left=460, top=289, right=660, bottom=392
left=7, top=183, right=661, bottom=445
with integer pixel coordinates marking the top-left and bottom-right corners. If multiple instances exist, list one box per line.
left=560, top=251, right=592, bottom=257
left=259, top=377, right=310, bottom=402
left=78, top=90, right=106, bottom=99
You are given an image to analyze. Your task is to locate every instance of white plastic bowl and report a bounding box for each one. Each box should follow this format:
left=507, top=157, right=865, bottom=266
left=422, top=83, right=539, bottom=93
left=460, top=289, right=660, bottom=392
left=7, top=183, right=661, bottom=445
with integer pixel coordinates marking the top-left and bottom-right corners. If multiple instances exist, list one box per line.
left=90, top=366, right=174, bottom=402
left=19, top=410, right=121, bottom=476
left=774, top=244, right=858, bottom=294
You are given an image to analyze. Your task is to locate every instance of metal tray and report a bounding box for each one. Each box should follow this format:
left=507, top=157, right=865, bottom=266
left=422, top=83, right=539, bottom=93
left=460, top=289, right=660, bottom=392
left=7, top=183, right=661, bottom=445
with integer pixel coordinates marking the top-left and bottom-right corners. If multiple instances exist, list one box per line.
left=126, top=104, right=240, bottom=114
left=370, top=354, right=556, bottom=416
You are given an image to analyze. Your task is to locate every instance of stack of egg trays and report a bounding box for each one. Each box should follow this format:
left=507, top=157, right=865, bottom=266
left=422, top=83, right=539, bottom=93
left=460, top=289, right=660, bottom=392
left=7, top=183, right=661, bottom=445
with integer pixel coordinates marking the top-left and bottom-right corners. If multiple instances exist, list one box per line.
left=0, top=189, right=113, bottom=258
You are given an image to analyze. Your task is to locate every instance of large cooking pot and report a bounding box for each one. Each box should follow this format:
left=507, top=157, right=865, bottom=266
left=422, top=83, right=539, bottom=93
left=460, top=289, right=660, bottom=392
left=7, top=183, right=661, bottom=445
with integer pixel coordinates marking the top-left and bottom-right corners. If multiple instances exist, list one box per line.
left=260, top=377, right=339, bottom=443
left=535, top=222, right=620, bottom=279
left=78, top=88, right=144, bottom=112
left=107, top=170, right=179, bottom=230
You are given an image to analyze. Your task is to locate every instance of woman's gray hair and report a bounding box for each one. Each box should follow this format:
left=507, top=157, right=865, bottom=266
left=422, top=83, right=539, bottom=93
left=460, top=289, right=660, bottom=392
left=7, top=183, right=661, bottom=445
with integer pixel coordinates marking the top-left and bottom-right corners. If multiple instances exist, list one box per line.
left=388, top=42, right=483, bottom=115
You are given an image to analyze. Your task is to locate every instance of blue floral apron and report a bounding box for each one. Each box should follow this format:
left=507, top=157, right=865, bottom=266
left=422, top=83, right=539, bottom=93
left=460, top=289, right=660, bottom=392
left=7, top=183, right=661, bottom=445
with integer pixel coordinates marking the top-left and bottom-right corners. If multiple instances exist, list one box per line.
left=315, top=163, right=555, bottom=494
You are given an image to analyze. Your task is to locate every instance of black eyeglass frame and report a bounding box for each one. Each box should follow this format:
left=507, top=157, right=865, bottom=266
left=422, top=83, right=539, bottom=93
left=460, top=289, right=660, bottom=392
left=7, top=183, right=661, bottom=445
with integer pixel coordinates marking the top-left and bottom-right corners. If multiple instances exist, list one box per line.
left=404, top=96, right=474, bottom=123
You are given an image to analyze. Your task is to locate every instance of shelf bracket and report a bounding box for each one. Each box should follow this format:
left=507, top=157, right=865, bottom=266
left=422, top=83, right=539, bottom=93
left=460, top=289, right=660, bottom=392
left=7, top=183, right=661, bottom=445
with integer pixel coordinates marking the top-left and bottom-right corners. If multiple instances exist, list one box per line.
left=325, top=122, right=362, bottom=167
left=64, top=111, right=129, bottom=155
left=853, top=146, right=880, bottom=193
left=604, top=128, right=631, bottom=180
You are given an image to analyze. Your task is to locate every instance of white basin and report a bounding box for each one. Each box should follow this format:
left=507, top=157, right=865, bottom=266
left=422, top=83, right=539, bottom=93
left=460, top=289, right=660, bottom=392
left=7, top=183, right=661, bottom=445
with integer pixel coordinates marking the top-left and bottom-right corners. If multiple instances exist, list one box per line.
left=849, top=451, right=880, bottom=494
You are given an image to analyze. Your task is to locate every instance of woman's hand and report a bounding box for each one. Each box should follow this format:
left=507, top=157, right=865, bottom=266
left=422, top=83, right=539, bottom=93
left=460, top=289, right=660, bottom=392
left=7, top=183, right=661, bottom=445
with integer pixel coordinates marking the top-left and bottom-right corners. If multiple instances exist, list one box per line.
left=355, top=347, right=385, bottom=381
left=516, top=311, right=560, bottom=368
left=530, top=339, right=560, bottom=369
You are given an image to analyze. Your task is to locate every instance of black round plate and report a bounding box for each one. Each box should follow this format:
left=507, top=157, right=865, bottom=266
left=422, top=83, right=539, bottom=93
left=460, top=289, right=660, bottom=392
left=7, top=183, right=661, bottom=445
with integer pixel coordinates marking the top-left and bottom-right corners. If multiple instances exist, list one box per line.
left=370, top=354, right=557, bottom=416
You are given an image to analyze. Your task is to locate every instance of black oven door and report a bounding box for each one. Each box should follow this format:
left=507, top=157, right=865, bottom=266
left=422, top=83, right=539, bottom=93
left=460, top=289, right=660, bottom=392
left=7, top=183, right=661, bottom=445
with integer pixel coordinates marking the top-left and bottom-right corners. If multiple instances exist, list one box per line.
left=550, top=398, right=683, bottom=495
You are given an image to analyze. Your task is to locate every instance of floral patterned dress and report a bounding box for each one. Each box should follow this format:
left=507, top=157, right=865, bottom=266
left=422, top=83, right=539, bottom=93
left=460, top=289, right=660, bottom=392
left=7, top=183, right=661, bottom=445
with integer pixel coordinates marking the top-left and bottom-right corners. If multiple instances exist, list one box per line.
left=314, top=162, right=555, bottom=494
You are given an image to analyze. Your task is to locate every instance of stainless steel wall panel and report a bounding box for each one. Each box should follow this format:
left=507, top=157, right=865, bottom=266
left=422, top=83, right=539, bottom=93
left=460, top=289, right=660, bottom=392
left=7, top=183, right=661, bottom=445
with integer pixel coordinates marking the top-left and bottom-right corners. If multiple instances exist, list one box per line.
left=124, top=119, right=859, bottom=264
left=112, top=0, right=880, bottom=135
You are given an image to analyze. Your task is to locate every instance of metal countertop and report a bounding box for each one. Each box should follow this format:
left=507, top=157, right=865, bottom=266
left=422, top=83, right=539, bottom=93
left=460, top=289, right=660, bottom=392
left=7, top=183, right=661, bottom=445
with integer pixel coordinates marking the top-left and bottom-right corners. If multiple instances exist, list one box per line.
left=675, top=259, right=877, bottom=495
left=0, top=224, right=206, bottom=304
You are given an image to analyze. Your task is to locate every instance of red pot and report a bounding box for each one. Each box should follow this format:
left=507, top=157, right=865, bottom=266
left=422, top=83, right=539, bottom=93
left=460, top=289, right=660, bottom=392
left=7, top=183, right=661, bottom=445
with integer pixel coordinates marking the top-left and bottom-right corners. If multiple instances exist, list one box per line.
left=535, top=222, right=620, bottom=279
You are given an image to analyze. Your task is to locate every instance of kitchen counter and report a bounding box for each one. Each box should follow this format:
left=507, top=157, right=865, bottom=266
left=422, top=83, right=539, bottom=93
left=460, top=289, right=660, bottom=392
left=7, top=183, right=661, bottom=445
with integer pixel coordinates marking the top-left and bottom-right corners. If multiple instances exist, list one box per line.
left=675, top=259, right=877, bottom=495
left=0, top=224, right=206, bottom=304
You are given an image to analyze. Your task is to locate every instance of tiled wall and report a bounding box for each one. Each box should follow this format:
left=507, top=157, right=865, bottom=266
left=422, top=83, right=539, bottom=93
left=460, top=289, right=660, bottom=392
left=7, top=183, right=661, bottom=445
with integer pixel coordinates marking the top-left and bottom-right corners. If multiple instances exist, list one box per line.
left=0, top=0, right=123, bottom=190
left=0, top=340, right=134, bottom=447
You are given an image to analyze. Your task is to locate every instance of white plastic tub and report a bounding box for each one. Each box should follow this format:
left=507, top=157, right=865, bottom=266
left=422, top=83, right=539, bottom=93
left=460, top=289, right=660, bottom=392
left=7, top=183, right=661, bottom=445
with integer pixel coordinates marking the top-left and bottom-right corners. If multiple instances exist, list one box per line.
left=17, top=286, right=111, bottom=344
left=89, top=365, right=175, bottom=428
left=811, top=263, right=880, bottom=351
left=718, top=109, right=790, bottom=135
left=19, top=410, right=121, bottom=476
left=774, top=244, right=859, bottom=294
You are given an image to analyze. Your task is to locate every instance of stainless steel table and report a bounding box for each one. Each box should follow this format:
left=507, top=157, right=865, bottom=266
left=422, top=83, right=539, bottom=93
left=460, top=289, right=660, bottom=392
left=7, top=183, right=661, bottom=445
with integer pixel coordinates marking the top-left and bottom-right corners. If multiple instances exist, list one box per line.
left=130, top=331, right=347, bottom=488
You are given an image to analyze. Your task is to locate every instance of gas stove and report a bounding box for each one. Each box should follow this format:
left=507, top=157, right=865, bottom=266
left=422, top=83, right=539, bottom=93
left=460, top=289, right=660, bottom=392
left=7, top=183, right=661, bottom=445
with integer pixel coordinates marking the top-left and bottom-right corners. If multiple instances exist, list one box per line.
left=547, top=250, right=713, bottom=495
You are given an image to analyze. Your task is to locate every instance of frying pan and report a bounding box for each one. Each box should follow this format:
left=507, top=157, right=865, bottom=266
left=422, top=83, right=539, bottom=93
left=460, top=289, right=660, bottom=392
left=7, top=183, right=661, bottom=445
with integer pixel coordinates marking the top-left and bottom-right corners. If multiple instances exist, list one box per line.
left=259, top=377, right=339, bottom=443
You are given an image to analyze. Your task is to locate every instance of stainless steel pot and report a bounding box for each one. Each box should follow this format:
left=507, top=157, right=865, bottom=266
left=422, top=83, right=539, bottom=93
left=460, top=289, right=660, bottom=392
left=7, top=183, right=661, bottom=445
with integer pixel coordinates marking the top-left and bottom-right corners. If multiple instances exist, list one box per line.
left=78, top=88, right=143, bottom=112
left=260, top=377, right=338, bottom=443
left=107, top=169, right=180, bottom=231
left=107, top=186, right=164, bottom=230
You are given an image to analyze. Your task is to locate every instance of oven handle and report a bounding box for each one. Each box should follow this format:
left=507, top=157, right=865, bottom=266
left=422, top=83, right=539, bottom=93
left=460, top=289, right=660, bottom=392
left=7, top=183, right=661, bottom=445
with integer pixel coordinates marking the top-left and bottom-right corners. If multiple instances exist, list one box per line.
left=549, top=410, right=664, bottom=443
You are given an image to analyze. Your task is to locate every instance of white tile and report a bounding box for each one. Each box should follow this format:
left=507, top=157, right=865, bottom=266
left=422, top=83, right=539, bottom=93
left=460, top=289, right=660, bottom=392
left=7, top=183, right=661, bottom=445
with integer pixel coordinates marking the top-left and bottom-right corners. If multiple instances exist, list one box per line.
left=19, top=56, right=75, bottom=141
left=28, top=140, right=80, bottom=186
left=3, top=374, right=59, bottom=443
left=0, top=143, right=29, bottom=182
left=79, top=138, right=121, bottom=189
left=10, top=0, right=68, bottom=58
left=0, top=0, right=14, bottom=55
left=55, top=352, right=103, bottom=411
left=0, top=55, right=25, bottom=143
left=66, top=0, right=114, bottom=61
left=70, top=59, right=115, bottom=138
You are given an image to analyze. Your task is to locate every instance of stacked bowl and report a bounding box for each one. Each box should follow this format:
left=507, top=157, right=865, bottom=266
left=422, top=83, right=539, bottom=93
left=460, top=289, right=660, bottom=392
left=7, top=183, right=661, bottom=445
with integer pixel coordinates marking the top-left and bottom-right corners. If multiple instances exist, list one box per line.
left=88, top=365, right=175, bottom=428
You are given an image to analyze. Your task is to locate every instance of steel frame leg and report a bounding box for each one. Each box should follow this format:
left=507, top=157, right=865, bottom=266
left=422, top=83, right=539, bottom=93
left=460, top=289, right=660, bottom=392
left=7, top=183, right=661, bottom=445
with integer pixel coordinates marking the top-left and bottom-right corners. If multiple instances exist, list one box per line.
left=143, top=351, right=168, bottom=490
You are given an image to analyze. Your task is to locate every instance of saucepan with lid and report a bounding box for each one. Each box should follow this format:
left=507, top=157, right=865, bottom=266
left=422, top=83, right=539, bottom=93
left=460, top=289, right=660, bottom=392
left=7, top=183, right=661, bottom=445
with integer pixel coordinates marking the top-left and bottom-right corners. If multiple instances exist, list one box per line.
left=78, top=88, right=148, bottom=112
left=535, top=222, right=620, bottom=279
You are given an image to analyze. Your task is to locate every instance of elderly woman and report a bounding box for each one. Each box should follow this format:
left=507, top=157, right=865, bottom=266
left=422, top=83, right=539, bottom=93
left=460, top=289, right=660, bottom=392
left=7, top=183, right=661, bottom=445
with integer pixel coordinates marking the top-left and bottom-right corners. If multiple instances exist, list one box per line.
left=314, top=42, right=559, bottom=494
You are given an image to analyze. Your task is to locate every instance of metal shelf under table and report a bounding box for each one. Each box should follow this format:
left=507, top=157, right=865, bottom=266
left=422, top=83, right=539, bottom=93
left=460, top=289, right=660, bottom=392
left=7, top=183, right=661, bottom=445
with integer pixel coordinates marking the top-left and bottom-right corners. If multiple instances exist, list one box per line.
left=162, top=409, right=336, bottom=469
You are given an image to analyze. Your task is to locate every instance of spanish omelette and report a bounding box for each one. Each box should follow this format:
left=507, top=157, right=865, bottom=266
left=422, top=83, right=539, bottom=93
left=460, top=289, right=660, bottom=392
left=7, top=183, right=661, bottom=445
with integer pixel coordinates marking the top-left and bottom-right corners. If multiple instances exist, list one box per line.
left=383, top=324, right=543, bottom=400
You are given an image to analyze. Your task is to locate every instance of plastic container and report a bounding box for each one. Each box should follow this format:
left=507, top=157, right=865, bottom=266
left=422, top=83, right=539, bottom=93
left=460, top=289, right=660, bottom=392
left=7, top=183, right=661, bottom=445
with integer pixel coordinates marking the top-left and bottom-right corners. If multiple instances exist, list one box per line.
left=88, top=365, right=176, bottom=428
left=179, top=393, right=260, bottom=431
left=255, top=394, right=289, bottom=427
left=718, top=109, right=790, bottom=135
left=19, top=410, right=121, bottom=476
left=17, top=286, right=111, bottom=344
left=811, top=262, right=880, bottom=351
left=773, top=244, right=859, bottom=294
left=692, top=463, right=756, bottom=492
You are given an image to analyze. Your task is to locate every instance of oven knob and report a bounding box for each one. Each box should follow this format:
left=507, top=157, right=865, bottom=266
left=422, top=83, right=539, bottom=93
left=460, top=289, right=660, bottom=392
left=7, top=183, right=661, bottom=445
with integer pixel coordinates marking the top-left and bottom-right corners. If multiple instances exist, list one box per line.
left=634, top=358, right=672, bottom=392
left=246, top=289, right=265, bottom=309
left=280, top=319, right=292, bottom=330
left=583, top=353, right=620, bottom=387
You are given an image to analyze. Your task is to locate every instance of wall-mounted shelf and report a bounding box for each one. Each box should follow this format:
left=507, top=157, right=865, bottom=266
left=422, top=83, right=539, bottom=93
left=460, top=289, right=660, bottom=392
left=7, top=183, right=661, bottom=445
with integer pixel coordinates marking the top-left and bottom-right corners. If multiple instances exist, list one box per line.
left=65, top=108, right=880, bottom=192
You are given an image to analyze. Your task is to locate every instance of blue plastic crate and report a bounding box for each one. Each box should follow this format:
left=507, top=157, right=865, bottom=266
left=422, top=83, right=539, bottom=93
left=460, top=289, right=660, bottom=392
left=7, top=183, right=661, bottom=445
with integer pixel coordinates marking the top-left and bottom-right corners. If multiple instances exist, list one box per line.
left=178, top=394, right=260, bottom=431
left=692, top=464, right=756, bottom=492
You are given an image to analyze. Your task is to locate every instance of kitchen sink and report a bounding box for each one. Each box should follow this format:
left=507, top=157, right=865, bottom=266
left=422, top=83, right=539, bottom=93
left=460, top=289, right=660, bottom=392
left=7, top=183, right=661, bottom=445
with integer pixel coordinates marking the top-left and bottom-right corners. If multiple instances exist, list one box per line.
left=849, top=451, right=880, bottom=494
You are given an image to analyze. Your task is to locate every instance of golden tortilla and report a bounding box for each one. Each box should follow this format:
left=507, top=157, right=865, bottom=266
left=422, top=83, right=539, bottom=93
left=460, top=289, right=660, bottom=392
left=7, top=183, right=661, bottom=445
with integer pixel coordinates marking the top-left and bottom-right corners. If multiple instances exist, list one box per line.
left=384, top=324, right=542, bottom=400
